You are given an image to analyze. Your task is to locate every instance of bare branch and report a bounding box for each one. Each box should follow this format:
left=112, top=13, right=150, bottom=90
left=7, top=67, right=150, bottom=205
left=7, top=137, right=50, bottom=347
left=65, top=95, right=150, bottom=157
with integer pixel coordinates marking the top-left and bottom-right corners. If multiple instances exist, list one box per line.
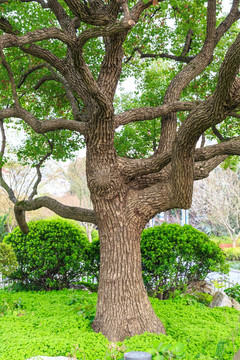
left=34, top=74, right=55, bottom=90
left=125, top=47, right=194, bottom=64
left=0, top=50, right=19, bottom=106
left=18, top=63, right=47, bottom=88
left=47, top=0, right=73, bottom=31
left=212, top=125, right=226, bottom=141
left=130, top=0, right=154, bottom=23
left=28, top=137, right=54, bottom=200
left=180, top=28, right=194, bottom=57
left=0, top=120, right=17, bottom=203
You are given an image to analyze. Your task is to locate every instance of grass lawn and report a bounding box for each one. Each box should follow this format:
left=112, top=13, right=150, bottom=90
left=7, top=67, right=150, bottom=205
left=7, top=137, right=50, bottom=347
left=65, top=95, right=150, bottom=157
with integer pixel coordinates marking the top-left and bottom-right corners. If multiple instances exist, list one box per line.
left=1, top=289, right=240, bottom=360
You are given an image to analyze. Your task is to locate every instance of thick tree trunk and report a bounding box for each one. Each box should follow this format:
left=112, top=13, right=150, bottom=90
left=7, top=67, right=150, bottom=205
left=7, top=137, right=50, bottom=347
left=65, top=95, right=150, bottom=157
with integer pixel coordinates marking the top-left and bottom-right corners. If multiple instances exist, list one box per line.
left=91, top=201, right=165, bottom=341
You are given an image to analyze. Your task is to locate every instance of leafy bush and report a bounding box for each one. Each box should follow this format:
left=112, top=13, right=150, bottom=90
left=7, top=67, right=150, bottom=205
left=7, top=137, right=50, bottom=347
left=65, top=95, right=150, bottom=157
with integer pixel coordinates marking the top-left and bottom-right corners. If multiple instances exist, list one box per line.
left=4, top=219, right=89, bottom=290
left=0, top=242, right=18, bottom=277
left=146, top=341, right=187, bottom=359
left=141, top=224, right=228, bottom=299
left=0, top=214, right=8, bottom=242
left=223, top=247, right=240, bottom=261
left=84, top=238, right=100, bottom=282
left=224, top=285, right=240, bottom=303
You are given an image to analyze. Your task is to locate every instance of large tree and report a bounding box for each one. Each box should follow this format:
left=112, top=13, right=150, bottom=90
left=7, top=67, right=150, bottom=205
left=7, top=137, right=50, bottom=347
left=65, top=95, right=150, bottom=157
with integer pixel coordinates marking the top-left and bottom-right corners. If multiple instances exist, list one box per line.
left=1, top=0, right=240, bottom=342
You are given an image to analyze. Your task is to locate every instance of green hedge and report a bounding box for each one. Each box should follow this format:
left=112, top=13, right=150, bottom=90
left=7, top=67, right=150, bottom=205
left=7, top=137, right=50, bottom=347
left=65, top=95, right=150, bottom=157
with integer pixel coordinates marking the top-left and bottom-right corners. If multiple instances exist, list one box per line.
left=4, top=219, right=89, bottom=290
left=141, top=224, right=228, bottom=298
left=0, top=242, right=18, bottom=277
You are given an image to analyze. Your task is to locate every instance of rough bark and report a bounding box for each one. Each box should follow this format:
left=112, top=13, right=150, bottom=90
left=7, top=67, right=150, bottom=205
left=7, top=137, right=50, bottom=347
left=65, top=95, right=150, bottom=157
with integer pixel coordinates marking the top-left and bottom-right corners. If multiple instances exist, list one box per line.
left=92, top=202, right=165, bottom=341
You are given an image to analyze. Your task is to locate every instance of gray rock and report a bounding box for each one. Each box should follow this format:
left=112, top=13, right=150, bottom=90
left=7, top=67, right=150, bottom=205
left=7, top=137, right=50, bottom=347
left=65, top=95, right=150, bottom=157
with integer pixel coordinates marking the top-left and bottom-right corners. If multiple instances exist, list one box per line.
left=232, top=299, right=240, bottom=311
left=187, top=280, right=216, bottom=296
left=209, top=291, right=232, bottom=308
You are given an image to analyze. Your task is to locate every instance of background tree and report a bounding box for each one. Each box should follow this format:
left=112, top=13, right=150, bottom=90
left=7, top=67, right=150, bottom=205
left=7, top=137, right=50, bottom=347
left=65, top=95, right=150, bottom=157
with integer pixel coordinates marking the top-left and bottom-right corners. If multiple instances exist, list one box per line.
left=191, top=167, right=240, bottom=246
left=0, top=0, right=240, bottom=342
left=51, top=157, right=96, bottom=241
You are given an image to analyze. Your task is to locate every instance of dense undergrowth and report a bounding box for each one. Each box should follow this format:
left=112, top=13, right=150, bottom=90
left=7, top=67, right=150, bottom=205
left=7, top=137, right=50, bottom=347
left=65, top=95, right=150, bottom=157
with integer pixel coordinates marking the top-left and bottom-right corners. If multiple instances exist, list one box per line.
left=0, top=289, right=240, bottom=360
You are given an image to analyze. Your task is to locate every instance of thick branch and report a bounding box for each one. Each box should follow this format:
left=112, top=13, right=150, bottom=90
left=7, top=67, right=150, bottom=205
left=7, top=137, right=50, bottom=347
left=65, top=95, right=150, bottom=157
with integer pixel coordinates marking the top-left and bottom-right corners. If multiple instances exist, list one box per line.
left=0, top=16, right=20, bottom=35
left=15, top=196, right=97, bottom=232
left=63, top=0, right=115, bottom=26
left=77, top=21, right=134, bottom=49
left=47, top=0, right=73, bottom=31
left=0, top=27, right=75, bottom=49
left=0, top=107, right=86, bottom=134
left=119, top=136, right=240, bottom=182
left=195, top=137, right=240, bottom=161
left=125, top=47, right=194, bottom=64
left=115, top=101, right=199, bottom=128
left=194, top=155, right=227, bottom=180
left=0, top=50, right=19, bottom=106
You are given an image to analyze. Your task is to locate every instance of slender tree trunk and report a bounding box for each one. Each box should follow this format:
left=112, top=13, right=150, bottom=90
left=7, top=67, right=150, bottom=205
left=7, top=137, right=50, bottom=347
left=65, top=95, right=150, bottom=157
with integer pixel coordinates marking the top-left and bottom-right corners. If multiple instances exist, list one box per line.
left=91, top=200, right=165, bottom=341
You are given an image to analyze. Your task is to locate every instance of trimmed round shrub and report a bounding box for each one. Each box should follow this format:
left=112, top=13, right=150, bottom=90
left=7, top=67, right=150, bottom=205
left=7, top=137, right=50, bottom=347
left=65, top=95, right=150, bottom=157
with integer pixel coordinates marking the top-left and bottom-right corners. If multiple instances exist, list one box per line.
left=4, top=219, right=89, bottom=290
left=0, top=242, right=18, bottom=277
left=141, top=223, right=229, bottom=299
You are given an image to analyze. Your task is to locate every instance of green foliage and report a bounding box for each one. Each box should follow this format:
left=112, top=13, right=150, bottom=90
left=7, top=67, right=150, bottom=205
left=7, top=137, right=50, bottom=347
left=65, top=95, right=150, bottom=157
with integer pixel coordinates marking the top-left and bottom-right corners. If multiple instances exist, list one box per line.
left=4, top=219, right=89, bottom=290
left=0, top=214, right=8, bottom=242
left=67, top=291, right=96, bottom=324
left=146, top=341, right=187, bottom=359
left=170, top=292, right=213, bottom=307
left=84, top=238, right=100, bottom=282
left=223, top=247, right=240, bottom=261
left=224, top=285, right=240, bottom=303
left=209, top=235, right=233, bottom=245
left=141, top=224, right=228, bottom=299
left=0, top=242, right=18, bottom=277
left=1, top=289, right=240, bottom=360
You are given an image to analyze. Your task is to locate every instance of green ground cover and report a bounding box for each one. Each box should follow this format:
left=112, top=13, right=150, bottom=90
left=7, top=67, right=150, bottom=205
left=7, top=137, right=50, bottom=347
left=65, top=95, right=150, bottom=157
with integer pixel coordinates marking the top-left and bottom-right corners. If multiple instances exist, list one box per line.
left=1, top=289, right=240, bottom=360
